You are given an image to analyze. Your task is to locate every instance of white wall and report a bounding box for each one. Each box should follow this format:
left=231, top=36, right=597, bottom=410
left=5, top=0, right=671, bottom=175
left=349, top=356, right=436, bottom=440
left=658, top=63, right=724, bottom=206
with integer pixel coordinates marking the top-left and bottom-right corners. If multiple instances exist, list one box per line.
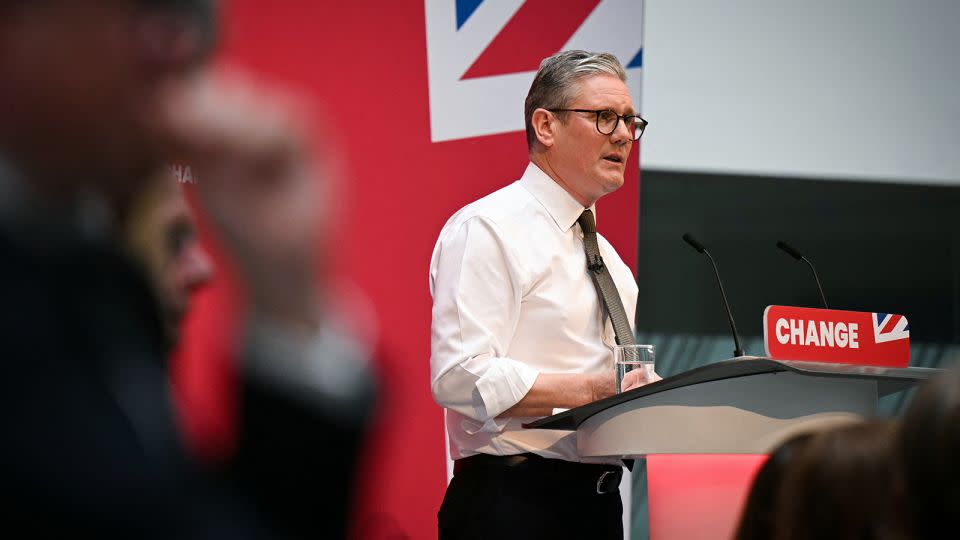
left=641, top=0, right=960, bottom=184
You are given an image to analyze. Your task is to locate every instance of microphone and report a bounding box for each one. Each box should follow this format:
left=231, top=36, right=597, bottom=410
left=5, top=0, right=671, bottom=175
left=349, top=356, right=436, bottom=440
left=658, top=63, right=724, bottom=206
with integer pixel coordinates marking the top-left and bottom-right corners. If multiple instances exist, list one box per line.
left=682, top=233, right=745, bottom=357
left=776, top=241, right=828, bottom=309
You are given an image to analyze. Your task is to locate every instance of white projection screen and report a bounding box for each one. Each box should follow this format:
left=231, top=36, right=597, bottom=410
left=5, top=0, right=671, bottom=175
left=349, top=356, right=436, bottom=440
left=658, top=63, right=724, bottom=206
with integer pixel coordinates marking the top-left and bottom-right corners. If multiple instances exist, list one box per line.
left=641, top=0, right=960, bottom=185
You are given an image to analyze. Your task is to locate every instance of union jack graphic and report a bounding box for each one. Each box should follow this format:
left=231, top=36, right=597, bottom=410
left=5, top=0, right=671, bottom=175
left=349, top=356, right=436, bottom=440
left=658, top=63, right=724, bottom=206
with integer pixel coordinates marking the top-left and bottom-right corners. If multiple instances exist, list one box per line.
left=873, top=312, right=910, bottom=344
left=425, top=0, right=644, bottom=142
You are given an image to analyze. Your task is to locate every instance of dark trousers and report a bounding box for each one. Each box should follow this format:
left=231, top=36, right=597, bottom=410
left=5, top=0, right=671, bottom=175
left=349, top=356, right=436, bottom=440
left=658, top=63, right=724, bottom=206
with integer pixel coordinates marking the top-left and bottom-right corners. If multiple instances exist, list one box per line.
left=438, top=454, right=624, bottom=540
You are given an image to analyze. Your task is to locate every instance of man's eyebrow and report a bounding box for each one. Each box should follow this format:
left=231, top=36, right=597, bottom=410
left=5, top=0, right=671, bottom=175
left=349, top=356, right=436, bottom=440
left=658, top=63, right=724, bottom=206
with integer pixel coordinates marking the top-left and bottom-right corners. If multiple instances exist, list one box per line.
left=601, top=106, right=636, bottom=115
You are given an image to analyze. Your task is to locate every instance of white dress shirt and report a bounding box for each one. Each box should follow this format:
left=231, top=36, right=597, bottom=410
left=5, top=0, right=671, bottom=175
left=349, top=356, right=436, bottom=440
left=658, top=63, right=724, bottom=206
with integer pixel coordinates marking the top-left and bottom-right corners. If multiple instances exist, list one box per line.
left=429, top=162, right=638, bottom=463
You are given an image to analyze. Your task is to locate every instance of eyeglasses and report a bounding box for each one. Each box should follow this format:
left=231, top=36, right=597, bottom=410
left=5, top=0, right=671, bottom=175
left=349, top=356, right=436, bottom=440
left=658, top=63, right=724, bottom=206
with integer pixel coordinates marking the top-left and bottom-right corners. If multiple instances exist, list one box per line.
left=548, top=109, right=648, bottom=141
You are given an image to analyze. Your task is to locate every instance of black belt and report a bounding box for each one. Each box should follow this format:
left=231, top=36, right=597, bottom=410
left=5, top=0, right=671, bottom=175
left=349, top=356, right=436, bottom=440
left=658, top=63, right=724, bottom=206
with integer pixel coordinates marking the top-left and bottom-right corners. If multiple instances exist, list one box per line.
left=453, top=453, right=623, bottom=495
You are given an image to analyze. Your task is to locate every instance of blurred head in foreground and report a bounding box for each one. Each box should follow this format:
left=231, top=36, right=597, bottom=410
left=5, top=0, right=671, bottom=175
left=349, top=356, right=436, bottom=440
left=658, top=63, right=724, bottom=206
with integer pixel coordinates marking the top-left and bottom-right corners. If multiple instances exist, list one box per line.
left=123, top=166, right=213, bottom=338
left=733, top=431, right=815, bottom=540
left=0, top=0, right=215, bottom=207
left=897, top=369, right=960, bottom=539
left=772, top=420, right=903, bottom=540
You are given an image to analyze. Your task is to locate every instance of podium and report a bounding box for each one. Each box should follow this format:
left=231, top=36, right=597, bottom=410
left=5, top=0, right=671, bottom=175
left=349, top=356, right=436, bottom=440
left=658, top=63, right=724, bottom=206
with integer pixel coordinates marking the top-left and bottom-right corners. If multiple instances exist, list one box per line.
left=525, top=356, right=938, bottom=455
left=524, top=357, right=940, bottom=540
left=524, top=357, right=941, bottom=540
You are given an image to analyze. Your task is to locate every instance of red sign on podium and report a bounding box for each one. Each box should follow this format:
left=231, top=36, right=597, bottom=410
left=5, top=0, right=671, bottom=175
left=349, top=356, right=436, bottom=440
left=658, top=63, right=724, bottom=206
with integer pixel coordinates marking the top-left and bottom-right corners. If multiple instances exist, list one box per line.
left=763, top=305, right=910, bottom=368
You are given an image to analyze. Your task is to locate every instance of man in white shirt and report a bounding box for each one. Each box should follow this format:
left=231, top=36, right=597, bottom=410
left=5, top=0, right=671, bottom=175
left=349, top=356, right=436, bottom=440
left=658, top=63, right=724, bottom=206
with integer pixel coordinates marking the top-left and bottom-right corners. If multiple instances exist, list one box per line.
left=430, top=50, right=653, bottom=539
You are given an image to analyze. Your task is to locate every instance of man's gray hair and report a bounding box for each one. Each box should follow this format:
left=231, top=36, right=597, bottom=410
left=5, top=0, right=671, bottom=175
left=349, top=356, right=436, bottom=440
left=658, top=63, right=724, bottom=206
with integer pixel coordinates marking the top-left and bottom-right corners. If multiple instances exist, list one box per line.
left=524, top=50, right=627, bottom=151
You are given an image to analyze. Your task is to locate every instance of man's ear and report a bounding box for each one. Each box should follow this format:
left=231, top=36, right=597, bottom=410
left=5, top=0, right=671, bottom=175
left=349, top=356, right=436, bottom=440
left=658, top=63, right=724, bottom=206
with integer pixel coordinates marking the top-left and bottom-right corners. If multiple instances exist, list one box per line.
left=531, top=108, right=556, bottom=148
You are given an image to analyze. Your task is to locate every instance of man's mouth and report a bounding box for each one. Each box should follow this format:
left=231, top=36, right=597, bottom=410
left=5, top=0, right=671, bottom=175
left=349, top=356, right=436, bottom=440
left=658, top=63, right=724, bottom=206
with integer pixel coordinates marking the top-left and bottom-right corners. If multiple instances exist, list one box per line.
left=602, top=154, right=624, bottom=164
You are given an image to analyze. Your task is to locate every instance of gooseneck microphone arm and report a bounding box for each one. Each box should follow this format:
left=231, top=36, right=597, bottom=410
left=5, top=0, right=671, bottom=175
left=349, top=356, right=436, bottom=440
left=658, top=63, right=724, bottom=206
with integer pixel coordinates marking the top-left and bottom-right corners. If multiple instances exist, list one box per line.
left=776, top=241, right=828, bottom=309
left=682, top=233, right=745, bottom=357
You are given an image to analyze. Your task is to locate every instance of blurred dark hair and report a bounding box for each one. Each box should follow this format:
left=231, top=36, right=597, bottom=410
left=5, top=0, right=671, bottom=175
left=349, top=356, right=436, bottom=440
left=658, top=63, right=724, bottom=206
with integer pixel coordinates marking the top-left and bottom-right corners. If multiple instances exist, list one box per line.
left=773, top=420, right=904, bottom=540
left=897, top=369, right=960, bottom=539
left=1, top=0, right=217, bottom=54
left=141, top=0, right=218, bottom=56
left=733, top=431, right=815, bottom=540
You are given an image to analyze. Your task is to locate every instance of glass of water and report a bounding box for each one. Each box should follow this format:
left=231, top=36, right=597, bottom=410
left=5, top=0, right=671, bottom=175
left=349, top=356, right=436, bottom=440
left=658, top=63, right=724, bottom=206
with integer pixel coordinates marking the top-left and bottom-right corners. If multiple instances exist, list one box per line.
left=614, top=344, right=655, bottom=394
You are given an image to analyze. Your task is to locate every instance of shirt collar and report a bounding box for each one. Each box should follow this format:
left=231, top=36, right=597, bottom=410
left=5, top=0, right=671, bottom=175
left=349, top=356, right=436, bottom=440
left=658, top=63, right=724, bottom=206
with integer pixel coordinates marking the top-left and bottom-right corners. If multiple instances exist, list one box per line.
left=519, top=162, right=595, bottom=232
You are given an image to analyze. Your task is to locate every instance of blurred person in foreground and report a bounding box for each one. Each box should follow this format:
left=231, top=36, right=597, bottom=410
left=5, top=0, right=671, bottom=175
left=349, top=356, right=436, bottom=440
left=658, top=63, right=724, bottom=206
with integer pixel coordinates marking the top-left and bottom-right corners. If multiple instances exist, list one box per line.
left=897, top=368, right=960, bottom=539
left=733, top=431, right=815, bottom=540
left=430, top=50, right=654, bottom=539
left=121, top=167, right=214, bottom=338
left=0, top=1, right=374, bottom=538
left=769, top=420, right=905, bottom=540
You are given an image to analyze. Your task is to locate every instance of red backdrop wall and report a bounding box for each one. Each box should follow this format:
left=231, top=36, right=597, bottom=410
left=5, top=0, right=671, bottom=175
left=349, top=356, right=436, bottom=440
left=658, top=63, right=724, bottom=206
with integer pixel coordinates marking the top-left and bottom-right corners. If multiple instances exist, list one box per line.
left=173, top=2, right=640, bottom=538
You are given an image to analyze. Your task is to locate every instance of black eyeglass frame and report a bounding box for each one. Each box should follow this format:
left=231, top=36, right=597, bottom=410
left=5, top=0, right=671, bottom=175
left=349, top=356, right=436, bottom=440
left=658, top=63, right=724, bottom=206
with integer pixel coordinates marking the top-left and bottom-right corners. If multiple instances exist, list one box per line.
left=547, top=108, right=648, bottom=141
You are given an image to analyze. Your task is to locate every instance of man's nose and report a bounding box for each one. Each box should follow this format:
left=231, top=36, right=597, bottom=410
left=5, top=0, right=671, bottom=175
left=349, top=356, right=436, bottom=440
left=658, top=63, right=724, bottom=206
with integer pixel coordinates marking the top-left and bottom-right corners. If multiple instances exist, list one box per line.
left=181, top=243, right=215, bottom=291
left=610, top=117, right=632, bottom=144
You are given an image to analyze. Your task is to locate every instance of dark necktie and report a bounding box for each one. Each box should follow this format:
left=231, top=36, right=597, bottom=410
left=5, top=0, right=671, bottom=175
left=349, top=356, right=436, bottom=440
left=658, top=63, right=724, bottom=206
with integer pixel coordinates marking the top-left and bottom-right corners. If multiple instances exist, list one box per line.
left=578, top=209, right=635, bottom=347
left=578, top=209, right=637, bottom=471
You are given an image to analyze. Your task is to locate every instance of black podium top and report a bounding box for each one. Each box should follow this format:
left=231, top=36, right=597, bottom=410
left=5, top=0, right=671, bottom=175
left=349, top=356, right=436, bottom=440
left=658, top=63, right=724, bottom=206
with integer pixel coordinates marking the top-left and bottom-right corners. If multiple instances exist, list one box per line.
left=523, top=356, right=940, bottom=432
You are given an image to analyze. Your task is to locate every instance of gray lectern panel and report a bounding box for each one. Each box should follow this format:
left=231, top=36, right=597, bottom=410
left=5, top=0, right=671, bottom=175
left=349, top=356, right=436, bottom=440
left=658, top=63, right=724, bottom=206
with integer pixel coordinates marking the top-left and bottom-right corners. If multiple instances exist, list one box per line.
left=525, top=358, right=937, bottom=432
left=577, top=372, right=877, bottom=456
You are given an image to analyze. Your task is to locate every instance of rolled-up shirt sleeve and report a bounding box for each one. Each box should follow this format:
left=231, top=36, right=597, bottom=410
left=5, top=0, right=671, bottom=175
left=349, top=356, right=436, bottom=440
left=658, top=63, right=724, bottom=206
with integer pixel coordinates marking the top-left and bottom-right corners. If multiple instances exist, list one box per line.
left=430, top=216, right=539, bottom=433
